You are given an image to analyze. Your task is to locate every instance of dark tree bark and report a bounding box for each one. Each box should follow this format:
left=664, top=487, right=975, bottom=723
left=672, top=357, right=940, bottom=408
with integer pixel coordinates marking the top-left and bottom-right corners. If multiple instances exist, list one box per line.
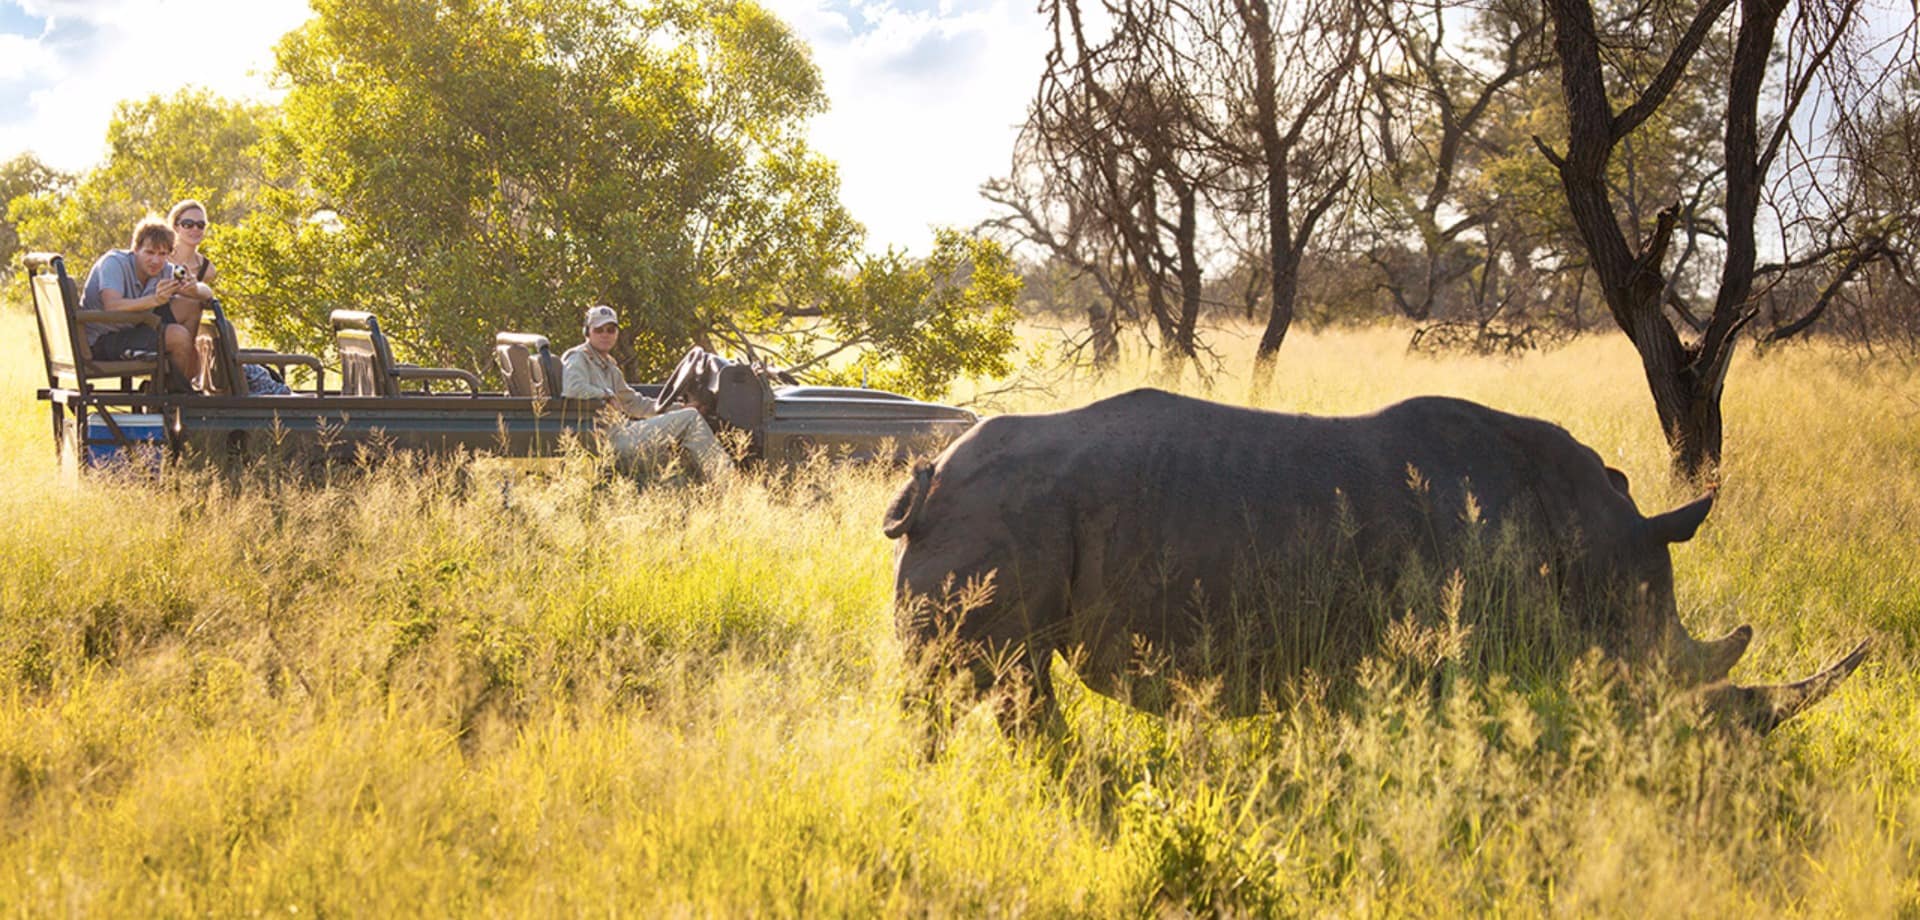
left=1539, top=0, right=1883, bottom=480
left=1233, top=0, right=1368, bottom=376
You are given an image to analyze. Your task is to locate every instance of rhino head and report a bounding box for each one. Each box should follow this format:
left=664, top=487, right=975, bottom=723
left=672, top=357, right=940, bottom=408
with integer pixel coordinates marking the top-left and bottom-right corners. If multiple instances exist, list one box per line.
left=1628, top=493, right=1867, bottom=733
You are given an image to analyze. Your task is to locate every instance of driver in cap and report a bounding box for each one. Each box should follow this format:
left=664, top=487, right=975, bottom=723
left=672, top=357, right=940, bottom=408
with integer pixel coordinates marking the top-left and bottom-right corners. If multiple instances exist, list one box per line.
left=561, top=304, right=732, bottom=481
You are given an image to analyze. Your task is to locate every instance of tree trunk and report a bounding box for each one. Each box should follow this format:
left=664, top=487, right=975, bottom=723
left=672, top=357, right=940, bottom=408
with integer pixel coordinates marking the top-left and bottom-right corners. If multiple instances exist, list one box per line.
left=1543, top=0, right=1753, bottom=483
left=1088, top=299, right=1120, bottom=368
left=1250, top=250, right=1301, bottom=397
left=1172, top=180, right=1203, bottom=358
left=1636, top=322, right=1727, bottom=481
left=1241, top=0, right=1296, bottom=369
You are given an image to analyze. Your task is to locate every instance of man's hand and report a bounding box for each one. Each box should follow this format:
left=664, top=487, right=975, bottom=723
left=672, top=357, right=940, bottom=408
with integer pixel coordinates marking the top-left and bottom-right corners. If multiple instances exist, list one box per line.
left=170, top=280, right=214, bottom=304
left=154, top=277, right=183, bottom=303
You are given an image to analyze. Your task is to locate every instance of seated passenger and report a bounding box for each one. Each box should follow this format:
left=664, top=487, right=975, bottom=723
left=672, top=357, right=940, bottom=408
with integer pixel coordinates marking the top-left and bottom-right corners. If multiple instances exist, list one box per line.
left=82, top=216, right=212, bottom=384
left=163, top=200, right=213, bottom=345
left=166, top=198, right=289, bottom=395
left=561, top=305, right=732, bottom=481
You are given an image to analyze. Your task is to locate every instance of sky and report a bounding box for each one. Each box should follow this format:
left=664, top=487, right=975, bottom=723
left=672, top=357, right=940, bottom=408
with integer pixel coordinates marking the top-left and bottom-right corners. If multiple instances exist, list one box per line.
left=0, top=0, right=1050, bottom=254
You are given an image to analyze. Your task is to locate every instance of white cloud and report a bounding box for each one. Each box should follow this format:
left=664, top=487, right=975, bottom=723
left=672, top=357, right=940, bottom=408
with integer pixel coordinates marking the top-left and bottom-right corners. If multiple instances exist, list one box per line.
left=1, top=0, right=1045, bottom=254
left=764, top=0, right=1048, bottom=252
left=0, top=32, right=54, bottom=82
left=0, top=0, right=310, bottom=170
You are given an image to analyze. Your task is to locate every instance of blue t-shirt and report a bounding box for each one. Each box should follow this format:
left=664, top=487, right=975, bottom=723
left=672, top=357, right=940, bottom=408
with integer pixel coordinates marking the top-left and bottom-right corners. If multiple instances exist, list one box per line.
left=80, top=249, right=166, bottom=346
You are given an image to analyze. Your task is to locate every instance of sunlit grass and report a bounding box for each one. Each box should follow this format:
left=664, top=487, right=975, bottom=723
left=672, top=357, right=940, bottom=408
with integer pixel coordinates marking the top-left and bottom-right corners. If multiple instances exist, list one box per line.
left=0, top=306, right=1915, bottom=914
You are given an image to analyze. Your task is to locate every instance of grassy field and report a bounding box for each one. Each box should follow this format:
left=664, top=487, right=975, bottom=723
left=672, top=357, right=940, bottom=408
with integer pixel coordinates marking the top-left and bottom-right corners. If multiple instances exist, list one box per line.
left=1, top=307, right=1916, bottom=915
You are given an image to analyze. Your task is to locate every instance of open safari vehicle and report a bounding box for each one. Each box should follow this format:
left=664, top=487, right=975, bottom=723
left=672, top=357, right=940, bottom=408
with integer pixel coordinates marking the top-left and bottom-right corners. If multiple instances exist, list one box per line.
left=25, top=252, right=977, bottom=471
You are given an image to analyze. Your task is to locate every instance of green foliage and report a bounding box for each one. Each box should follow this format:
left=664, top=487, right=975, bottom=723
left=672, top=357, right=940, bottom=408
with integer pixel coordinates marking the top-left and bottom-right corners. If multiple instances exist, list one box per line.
left=0, top=153, right=70, bottom=306
left=8, top=89, right=276, bottom=269
left=1, top=154, right=68, bottom=262
left=766, top=229, right=1021, bottom=400
left=222, top=0, right=864, bottom=377
left=3, top=0, right=1023, bottom=396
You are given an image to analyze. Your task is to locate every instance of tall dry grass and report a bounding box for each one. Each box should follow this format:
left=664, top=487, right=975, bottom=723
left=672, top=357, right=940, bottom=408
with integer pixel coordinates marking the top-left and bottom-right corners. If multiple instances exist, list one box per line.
left=1, top=308, right=1915, bottom=915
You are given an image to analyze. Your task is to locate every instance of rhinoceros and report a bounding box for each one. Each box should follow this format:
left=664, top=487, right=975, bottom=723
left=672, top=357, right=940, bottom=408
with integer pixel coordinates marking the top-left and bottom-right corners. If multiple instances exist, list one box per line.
left=885, top=390, right=1865, bottom=733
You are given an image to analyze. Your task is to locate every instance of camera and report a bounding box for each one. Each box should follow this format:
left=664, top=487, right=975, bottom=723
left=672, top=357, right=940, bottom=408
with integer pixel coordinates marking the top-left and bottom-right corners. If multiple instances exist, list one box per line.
left=171, top=264, right=188, bottom=281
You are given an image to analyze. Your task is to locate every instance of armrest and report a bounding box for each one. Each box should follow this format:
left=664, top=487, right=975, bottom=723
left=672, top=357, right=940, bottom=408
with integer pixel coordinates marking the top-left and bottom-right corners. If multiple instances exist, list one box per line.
left=75, top=310, right=161, bottom=328
left=393, top=365, right=483, bottom=395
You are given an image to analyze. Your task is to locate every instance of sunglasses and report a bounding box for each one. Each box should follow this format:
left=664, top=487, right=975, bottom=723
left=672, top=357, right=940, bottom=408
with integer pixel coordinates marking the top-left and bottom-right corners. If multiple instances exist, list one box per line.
left=176, top=219, right=208, bottom=229
left=591, top=324, right=620, bottom=333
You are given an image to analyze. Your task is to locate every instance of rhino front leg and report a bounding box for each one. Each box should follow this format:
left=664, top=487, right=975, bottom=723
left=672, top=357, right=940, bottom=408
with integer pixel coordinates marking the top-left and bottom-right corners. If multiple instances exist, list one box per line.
left=966, top=636, right=1061, bottom=735
left=895, top=554, right=1069, bottom=743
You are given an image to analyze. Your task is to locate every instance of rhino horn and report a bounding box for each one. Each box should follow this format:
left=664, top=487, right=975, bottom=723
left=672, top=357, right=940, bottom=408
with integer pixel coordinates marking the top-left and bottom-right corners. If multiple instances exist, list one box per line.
left=1699, top=640, right=1869, bottom=734
left=1672, top=623, right=1753, bottom=684
left=1644, top=492, right=1715, bottom=544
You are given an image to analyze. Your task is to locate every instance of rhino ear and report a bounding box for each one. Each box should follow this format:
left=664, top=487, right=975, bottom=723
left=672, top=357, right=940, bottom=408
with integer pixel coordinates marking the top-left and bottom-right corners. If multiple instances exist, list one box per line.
left=1645, top=492, right=1714, bottom=544
left=1605, top=466, right=1632, bottom=498
left=883, top=461, right=936, bottom=539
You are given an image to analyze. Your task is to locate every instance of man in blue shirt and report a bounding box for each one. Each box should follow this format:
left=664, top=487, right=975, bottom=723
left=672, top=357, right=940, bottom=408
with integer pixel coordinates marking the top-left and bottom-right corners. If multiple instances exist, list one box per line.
left=81, top=217, right=209, bottom=384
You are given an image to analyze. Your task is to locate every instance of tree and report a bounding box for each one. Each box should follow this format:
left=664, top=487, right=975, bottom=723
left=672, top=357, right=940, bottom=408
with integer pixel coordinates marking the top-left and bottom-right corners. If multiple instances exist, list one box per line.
left=1757, top=66, right=1919, bottom=348
left=988, top=0, right=1223, bottom=371
left=732, top=229, right=1021, bottom=400
left=224, top=0, right=993, bottom=386
left=1218, top=0, right=1373, bottom=384
left=989, top=0, right=1375, bottom=381
left=1, top=153, right=70, bottom=303
left=1362, top=0, right=1551, bottom=331
left=10, top=90, right=276, bottom=266
left=1538, top=0, right=1915, bottom=479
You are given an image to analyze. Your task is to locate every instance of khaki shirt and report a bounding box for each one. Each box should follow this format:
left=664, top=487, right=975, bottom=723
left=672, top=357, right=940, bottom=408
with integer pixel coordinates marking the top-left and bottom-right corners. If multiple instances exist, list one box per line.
left=561, top=343, right=653, bottom=418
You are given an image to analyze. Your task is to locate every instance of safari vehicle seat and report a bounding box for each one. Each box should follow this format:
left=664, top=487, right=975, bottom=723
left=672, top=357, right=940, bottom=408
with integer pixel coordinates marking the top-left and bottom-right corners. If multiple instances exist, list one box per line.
left=493, top=332, right=563, bottom=399
left=196, top=301, right=325, bottom=396
left=27, top=252, right=168, bottom=397
left=330, top=309, right=481, bottom=396
left=26, top=251, right=170, bottom=460
left=714, top=363, right=768, bottom=429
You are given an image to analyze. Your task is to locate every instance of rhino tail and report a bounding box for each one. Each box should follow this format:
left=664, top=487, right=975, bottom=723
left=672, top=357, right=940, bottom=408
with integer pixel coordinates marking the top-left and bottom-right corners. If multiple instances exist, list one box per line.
left=883, top=461, right=936, bottom=539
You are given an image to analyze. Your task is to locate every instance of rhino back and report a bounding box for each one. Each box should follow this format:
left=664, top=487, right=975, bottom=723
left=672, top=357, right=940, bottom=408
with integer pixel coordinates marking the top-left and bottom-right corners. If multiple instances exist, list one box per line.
left=924, top=390, right=1633, bottom=552
left=895, top=390, right=1648, bottom=669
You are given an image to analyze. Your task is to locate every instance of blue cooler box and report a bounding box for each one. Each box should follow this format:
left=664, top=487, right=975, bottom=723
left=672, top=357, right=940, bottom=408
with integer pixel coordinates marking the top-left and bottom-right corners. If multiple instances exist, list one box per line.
left=84, top=412, right=167, bottom=469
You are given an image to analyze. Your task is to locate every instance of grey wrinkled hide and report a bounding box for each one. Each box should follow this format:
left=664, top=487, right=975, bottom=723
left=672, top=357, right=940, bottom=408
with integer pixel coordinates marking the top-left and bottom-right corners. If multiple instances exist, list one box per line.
left=887, top=390, right=1863, bottom=732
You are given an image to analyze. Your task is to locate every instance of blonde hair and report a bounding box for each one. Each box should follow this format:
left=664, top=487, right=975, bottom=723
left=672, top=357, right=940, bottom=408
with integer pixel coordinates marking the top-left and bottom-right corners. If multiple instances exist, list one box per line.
left=167, top=199, right=209, bottom=227
left=130, top=216, right=176, bottom=251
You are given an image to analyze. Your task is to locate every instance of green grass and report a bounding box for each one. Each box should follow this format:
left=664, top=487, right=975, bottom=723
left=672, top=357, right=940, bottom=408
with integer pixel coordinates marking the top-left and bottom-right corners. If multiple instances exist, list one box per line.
left=1, top=308, right=1916, bottom=915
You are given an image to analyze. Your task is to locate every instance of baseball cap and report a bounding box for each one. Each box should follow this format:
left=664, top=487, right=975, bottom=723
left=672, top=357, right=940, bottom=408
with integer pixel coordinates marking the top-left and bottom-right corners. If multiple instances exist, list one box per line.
left=584, top=305, right=619, bottom=330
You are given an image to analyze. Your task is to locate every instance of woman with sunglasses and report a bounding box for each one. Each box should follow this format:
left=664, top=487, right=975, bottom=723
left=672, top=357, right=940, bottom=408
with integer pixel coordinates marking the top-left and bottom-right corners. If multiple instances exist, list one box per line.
left=166, top=198, right=290, bottom=394
left=163, top=201, right=215, bottom=341
left=166, top=199, right=217, bottom=292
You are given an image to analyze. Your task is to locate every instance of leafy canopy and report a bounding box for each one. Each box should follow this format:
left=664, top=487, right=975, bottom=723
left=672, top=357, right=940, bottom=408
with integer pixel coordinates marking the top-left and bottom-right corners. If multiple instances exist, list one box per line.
left=1, top=153, right=70, bottom=303
left=224, top=0, right=1008, bottom=387
left=792, top=229, right=1022, bottom=400
left=10, top=89, right=275, bottom=269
